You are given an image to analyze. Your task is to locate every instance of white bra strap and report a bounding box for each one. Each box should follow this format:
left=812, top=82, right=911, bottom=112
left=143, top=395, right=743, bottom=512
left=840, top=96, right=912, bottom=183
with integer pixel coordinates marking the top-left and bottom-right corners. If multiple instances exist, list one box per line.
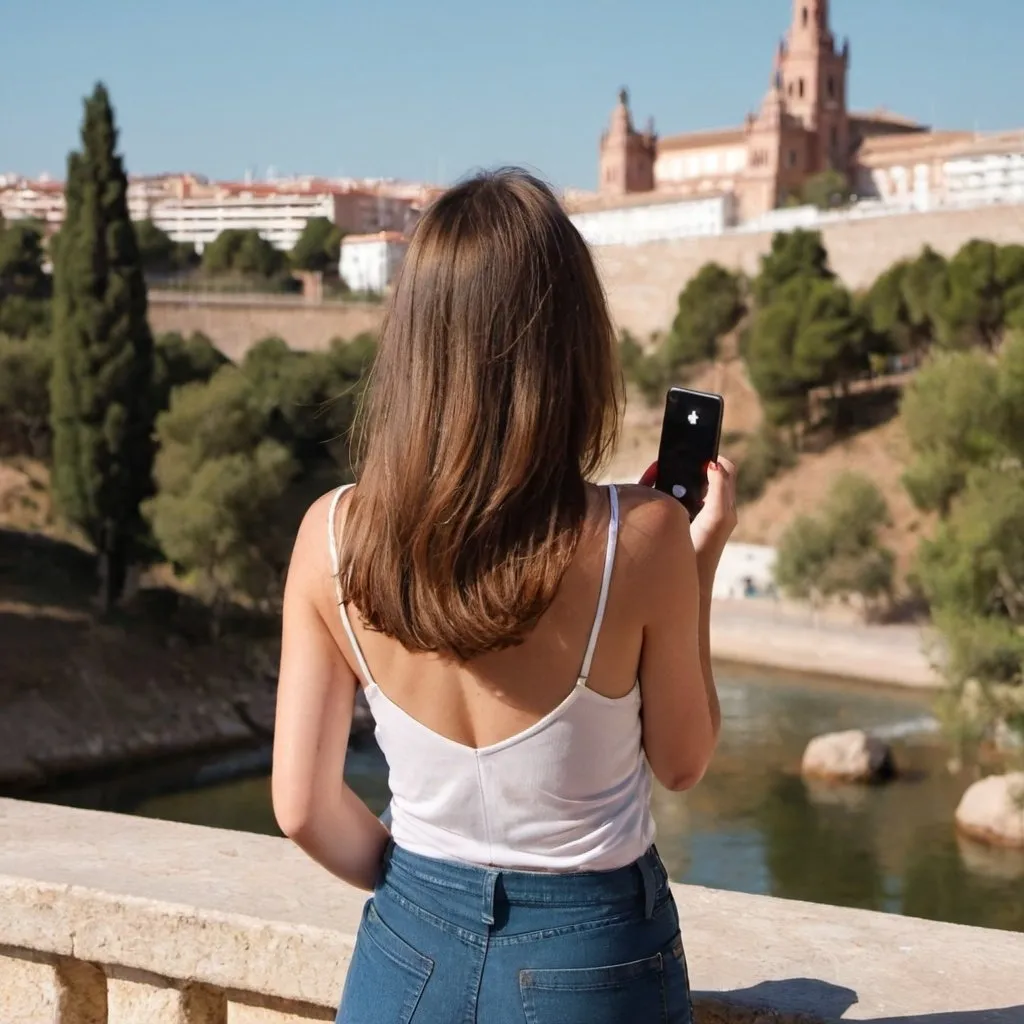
left=579, top=485, right=619, bottom=683
left=327, top=484, right=377, bottom=687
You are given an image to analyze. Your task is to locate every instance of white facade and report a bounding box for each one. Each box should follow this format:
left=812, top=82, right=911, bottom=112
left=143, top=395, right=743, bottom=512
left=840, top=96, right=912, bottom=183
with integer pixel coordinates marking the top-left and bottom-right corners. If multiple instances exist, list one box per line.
left=339, top=233, right=409, bottom=293
left=943, top=150, right=1024, bottom=206
left=570, top=194, right=737, bottom=247
left=126, top=175, right=204, bottom=222
left=0, top=176, right=429, bottom=256
left=150, top=193, right=337, bottom=253
left=0, top=174, right=199, bottom=230
left=857, top=133, right=1024, bottom=212
left=713, top=543, right=778, bottom=600
left=858, top=161, right=939, bottom=211
left=0, top=182, right=65, bottom=227
left=656, top=144, right=748, bottom=186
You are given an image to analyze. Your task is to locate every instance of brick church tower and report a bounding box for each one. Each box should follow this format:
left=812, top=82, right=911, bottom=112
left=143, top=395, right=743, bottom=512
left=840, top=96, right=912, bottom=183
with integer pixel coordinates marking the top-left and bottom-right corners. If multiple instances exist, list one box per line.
left=599, top=89, right=657, bottom=196
left=776, top=0, right=851, bottom=174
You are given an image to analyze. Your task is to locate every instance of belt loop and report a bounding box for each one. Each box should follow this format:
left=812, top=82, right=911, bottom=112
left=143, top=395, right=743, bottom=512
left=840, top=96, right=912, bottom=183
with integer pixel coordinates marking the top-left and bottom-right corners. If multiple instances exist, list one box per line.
left=638, top=854, right=657, bottom=920
left=481, top=870, right=499, bottom=927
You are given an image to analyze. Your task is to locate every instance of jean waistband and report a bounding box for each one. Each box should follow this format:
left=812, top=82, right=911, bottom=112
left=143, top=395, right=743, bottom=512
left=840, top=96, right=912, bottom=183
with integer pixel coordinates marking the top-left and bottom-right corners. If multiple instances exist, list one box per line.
left=380, top=842, right=668, bottom=925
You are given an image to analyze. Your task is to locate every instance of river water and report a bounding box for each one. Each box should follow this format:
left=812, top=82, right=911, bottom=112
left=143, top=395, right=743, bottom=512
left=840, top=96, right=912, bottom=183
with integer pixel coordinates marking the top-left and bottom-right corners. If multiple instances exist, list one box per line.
left=125, top=665, right=1024, bottom=934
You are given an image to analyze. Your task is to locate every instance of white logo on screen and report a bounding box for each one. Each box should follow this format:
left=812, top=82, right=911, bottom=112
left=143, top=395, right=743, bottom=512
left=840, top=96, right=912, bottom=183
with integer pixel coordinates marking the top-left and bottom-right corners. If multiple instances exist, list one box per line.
left=671, top=484, right=688, bottom=500
left=688, top=409, right=699, bottom=425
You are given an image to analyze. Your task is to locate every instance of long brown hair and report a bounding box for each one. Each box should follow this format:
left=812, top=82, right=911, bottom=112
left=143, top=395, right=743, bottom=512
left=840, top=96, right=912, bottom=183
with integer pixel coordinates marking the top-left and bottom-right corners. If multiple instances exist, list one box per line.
left=338, top=169, right=621, bottom=660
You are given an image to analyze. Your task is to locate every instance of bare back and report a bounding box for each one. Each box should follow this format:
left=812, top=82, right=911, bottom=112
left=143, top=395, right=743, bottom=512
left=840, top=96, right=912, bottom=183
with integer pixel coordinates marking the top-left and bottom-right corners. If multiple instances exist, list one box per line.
left=321, top=483, right=651, bottom=751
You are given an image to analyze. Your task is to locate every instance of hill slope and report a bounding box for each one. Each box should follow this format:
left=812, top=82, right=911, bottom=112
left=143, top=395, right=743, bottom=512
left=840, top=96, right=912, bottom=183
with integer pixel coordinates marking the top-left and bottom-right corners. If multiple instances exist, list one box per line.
left=604, top=360, right=930, bottom=576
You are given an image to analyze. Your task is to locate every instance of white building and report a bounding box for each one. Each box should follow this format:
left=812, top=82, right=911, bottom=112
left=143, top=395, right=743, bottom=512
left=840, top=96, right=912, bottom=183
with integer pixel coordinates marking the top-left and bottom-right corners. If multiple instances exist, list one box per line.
left=149, top=184, right=421, bottom=254
left=0, top=179, right=65, bottom=228
left=567, top=192, right=737, bottom=247
left=339, top=232, right=409, bottom=293
left=0, top=174, right=201, bottom=231
left=150, top=190, right=338, bottom=253
left=943, top=138, right=1024, bottom=207
left=0, top=175, right=431, bottom=256
left=856, top=130, right=1024, bottom=211
left=126, top=174, right=207, bottom=222
left=713, top=543, right=778, bottom=600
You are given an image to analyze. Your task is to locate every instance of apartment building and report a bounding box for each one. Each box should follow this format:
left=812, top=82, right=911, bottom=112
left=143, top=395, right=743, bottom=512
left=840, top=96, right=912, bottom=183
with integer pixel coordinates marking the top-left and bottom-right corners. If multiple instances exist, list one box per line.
left=0, top=174, right=435, bottom=254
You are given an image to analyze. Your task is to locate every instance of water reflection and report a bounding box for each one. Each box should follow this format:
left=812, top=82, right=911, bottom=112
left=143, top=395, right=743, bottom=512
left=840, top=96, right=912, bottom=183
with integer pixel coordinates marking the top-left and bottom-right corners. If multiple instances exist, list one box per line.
left=131, top=665, right=1024, bottom=934
left=761, top=774, right=888, bottom=910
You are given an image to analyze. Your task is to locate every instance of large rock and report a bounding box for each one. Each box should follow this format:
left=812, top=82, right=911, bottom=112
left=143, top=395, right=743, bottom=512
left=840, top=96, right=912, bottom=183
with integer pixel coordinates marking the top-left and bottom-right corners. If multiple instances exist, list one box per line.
left=801, top=729, right=896, bottom=784
left=955, top=773, right=1024, bottom=849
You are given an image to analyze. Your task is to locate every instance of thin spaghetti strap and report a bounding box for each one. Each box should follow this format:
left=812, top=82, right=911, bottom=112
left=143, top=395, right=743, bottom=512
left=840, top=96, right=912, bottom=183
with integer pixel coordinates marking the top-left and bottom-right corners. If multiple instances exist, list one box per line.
left=326, top=484, right=377, bottom=687
left=579, top=485, right=619, bottom=683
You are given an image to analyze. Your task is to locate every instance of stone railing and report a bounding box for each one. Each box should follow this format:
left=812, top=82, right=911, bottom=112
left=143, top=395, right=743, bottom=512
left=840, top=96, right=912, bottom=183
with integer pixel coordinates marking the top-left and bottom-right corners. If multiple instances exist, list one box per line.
left=2, top=799, right=1022, bottom=1023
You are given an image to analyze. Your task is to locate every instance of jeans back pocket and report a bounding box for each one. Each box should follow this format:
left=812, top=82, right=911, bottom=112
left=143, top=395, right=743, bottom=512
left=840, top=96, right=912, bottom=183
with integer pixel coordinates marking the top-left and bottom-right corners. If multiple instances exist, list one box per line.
left=519, top=951, right=667, bottom=1024
left=336, top=900, right=433, bottom=1024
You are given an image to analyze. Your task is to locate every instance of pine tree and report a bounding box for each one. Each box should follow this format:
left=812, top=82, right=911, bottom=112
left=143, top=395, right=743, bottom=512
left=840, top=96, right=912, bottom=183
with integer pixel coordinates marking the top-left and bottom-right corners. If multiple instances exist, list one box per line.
left=50, top=83, right=156, bottom=610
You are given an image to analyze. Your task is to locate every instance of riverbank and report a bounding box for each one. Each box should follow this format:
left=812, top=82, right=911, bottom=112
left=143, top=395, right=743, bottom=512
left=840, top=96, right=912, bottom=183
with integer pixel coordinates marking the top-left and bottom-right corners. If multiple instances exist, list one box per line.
left=0, top=597, right=937, bottom=796
left=710, top=598, right=941, bottom=689
left=0, top=526, right=374, bottom=794
left=1, top=522, right=938, bottom=794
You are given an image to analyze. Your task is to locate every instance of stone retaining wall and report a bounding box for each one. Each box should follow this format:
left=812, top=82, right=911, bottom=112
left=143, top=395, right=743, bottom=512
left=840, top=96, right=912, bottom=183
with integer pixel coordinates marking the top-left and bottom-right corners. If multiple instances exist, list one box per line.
left=147, top=293, right=386, bottom=361
left=595, top=201, right=1024, bottom=337
left=148, top=204, right=1024, bottom=352
left=2, top=799, right=1022, bottom=1023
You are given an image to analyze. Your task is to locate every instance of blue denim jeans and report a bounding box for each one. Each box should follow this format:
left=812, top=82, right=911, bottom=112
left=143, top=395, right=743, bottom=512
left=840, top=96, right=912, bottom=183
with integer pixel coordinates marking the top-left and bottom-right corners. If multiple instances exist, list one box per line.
left=336, top=842, right=693, bottom=1023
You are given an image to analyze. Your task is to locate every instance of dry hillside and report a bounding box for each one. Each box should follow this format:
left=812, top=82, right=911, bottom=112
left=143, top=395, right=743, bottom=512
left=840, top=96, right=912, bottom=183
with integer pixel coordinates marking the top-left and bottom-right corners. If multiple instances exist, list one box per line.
left=602, top=357, right=763, bottom=485
left=2, top=356, right=926, bottom=615
left=0, top=458, right=281, bottom=791
left=604, top=358, right=931, bottom=578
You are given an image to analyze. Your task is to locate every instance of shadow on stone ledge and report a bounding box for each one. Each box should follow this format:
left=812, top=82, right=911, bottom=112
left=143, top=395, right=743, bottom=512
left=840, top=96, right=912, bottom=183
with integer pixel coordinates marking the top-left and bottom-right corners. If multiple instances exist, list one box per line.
left=695, top=979, right=1024, bottom=1024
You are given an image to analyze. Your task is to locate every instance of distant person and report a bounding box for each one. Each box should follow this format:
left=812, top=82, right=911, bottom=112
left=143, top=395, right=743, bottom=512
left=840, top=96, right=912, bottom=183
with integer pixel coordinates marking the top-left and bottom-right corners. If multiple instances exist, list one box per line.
left=273, top=168, right=736, bottom=1023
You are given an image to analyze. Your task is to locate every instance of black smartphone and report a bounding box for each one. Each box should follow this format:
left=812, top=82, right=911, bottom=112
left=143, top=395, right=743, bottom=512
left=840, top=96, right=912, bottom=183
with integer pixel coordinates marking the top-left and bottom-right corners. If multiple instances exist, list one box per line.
left=655, top=387, right=724, bottom=521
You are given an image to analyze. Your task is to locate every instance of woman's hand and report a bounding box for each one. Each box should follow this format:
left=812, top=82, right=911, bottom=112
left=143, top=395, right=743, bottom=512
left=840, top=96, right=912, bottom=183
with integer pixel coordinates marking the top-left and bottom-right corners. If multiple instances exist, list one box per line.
left=690, top=457, right=738, bottom=572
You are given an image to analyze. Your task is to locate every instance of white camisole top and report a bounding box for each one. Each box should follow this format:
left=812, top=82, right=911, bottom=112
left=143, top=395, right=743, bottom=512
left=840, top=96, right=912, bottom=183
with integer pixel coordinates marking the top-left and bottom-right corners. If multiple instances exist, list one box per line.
left=327, top=483, right=656, bottom=872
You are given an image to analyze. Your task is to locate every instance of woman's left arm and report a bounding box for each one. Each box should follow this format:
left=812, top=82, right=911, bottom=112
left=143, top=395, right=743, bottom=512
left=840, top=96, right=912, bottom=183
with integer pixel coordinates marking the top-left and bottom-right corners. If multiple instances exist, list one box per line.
left=271, top=496, right=390, bottom=891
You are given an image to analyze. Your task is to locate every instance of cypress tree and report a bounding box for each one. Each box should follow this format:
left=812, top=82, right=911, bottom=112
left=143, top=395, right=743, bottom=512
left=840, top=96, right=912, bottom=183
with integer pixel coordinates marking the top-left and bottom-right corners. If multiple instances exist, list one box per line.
left=50, top=83, right=156, bottom=610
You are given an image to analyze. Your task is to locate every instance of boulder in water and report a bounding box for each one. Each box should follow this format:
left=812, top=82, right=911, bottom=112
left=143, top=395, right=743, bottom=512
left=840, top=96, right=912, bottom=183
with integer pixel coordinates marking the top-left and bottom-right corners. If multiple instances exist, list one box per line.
left=801, top=729, right=896, bottom=784
left=955, top=773, right=1024, bottom=849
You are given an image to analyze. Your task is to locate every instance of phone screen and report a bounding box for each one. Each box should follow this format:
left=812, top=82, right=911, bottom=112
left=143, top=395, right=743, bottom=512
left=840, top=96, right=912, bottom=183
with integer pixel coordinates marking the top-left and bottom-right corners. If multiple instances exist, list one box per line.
left=655, top=387, right=724, bottom=521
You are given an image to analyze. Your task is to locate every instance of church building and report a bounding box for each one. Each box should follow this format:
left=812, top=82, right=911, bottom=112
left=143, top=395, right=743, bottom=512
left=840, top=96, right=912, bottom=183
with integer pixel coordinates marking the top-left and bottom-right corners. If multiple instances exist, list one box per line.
left=596, top=0, right=933, bottom=219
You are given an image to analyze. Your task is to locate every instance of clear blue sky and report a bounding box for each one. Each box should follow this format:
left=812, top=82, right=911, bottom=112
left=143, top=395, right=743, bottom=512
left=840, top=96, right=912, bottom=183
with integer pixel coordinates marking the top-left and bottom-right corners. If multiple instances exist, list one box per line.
left=3, top=0, right=1021, bottom=191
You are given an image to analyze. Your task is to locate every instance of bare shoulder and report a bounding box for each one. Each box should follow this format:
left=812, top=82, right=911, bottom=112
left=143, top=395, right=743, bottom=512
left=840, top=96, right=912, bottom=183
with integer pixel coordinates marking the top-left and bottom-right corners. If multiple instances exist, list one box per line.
left=287, top=486, right=350, bottom=597
left=615, top=484, right=692, bottom=553
left=612, top=484, right=695, bottom=594
left=296, top=487, right=343, bottom=550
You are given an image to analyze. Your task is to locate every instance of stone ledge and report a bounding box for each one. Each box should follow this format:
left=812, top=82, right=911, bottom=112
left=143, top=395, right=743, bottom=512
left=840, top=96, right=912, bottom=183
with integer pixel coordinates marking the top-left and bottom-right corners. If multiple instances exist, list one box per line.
left=1, top=799, right=1023, bottom=1023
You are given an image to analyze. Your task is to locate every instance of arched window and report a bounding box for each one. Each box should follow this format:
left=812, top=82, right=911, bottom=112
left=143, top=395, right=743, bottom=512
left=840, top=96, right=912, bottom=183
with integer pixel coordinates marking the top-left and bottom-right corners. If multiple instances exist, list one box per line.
left=802, top=6, right=808, bottom=27
left=799, top=78, right=805, bottom=99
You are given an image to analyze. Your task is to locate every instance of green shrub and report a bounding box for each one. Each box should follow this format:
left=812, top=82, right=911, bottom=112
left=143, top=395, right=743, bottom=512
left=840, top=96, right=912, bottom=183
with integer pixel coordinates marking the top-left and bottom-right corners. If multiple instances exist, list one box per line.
left=0, top=334, right=53, bottom=457
left=145, top=333, right=377, bottom=608
left=774, top=472, right=895, bottom=609
left=144, top=367, right=299, bottom=609
left=664, top=263, right=745, bottom=367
